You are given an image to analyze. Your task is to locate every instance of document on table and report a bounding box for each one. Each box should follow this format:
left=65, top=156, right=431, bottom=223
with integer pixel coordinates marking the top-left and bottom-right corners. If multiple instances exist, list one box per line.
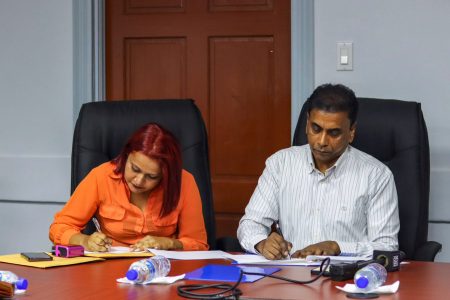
left=149, top=249, right=230, bottom=260
left=84, top=246, right=154, bottom=258
left=222, top=253, right=321, bottom=266
left=0, top=253, right=104, bottom=268
left=222, top=253, right=370, bottom=266
left=305, top=255, right=370, bottom=263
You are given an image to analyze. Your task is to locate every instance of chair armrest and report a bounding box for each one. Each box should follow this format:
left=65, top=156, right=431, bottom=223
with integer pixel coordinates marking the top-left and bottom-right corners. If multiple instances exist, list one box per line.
left=413, top=241, right=442, bottom=261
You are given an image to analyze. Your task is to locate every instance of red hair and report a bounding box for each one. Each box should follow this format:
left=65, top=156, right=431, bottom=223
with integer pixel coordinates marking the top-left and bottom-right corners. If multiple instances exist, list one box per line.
left=112, top=123, right=182, bottom=217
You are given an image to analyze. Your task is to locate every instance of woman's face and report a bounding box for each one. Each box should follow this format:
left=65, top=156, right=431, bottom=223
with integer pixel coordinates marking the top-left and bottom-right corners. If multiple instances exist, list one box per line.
left=124, top=151, right=162, bottom=195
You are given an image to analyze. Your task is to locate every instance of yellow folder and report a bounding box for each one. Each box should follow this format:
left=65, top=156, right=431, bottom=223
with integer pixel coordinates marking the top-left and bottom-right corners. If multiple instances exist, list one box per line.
left=0, top=253, right=104, bottom=268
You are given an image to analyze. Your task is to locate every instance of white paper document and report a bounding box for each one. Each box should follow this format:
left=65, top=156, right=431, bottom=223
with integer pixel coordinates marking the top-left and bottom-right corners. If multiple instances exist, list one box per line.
left=305, top=255, right=371, bottom=263
left=148, top=249, right=230, bottom=260
left=85, top=246, right=144, bottom=254
left=221, top=253, right=371, bottom=266
left=222, top=253, right=321, bottom=266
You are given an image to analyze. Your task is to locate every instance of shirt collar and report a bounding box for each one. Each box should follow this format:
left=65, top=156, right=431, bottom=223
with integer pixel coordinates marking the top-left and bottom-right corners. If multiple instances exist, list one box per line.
left=330, top=146, right=351, bottom=178
left=306, top=145, right=352, bottom=177
left=306, top=146, right=316, bottom=174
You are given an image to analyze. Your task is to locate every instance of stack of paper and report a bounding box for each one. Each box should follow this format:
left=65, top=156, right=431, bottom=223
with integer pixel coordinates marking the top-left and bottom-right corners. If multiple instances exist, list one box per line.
left=149, top=249, right=229, bottom=260
left=222, top=254, right=322, bottom=266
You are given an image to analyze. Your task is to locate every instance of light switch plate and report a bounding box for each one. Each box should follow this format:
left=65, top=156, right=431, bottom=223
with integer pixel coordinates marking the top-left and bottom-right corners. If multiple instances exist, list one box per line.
left=337, top=42, right=353, bottom=71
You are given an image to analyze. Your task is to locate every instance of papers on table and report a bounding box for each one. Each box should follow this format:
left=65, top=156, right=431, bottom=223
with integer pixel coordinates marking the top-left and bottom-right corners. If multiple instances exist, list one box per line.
left=222, top=254, right=321, bottom=266
left=147, top=250, right=370, bottom=266
left=0, top=253, right=104, bottom=268
left=149, top=249, right=230, bottom=260
left=221, top=254, right=370, bottom=266
left=85, top=246, right=133, bottom=254
left=85, top=246, right=154, bottom=258
left=305, top=255, right=371, bottom=264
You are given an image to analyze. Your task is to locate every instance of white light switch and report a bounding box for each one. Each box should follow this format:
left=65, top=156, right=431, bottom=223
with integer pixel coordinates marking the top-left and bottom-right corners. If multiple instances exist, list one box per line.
left=337, top=42, right=353, bottom=71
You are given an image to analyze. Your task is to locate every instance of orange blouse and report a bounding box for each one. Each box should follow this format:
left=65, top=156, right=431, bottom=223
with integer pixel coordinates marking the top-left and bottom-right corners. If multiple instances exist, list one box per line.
left=49, top=162, right=208, bottom=250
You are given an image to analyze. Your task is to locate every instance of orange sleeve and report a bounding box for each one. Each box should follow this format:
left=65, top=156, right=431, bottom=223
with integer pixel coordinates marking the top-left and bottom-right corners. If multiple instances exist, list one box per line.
left=177, top=171, right=209, bottom=250
left=49, top=168, right=100, bottom=245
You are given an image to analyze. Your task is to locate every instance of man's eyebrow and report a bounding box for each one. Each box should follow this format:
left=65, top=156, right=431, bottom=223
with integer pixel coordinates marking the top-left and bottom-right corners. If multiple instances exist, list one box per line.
left=327, top=128, right=342, bottom=132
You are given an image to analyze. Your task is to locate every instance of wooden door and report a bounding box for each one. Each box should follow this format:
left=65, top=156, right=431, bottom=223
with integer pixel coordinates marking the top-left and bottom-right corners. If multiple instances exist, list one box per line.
left=106, top=0, right=291, bottom=238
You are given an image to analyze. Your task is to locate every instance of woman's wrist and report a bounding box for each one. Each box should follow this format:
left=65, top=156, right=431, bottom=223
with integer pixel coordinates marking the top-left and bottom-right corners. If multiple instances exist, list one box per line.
left=69, top=233, right=89, bottom=248
left=171, top=238, right=183, bottom=250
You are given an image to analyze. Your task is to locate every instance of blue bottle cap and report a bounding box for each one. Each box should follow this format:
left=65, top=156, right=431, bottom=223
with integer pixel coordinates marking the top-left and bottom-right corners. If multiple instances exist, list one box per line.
left=126, top=270, right=138, bottom=281
left=356, top=277, right=369, bottom=289
left=16, top=278, right=28, bottom=290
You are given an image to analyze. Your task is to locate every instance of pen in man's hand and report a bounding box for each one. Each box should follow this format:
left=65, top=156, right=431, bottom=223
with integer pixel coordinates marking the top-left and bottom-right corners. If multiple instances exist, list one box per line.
left=275, top=221, right=291, bottom=260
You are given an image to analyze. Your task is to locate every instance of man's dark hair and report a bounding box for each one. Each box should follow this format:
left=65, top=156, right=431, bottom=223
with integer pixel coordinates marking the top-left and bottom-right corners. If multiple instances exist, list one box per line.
left=307, top=83, right=358, bottom=126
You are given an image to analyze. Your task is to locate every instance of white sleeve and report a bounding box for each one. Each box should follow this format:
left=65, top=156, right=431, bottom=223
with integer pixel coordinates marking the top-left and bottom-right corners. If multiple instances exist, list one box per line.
left=237, top=154, right=282, bottom=253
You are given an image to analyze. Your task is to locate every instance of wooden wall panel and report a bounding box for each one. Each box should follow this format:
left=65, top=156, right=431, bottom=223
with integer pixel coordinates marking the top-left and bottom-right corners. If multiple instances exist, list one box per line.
left=125, top=38, right=186, bottom=99
left=210, top=36, right=274, bottom=213
left=125, top=0, right=185, bottom=14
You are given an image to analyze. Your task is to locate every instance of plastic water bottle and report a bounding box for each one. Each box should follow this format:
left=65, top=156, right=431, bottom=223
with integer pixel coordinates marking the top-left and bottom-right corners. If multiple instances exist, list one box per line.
left=125, top=255, right=171, bottom=284
left=354, top=263, right=387, bottom=292
left=0, top=270, right=28, bottom=290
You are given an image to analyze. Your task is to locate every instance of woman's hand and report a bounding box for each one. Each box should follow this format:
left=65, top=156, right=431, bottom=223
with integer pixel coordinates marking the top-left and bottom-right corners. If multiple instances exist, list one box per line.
left=131, top=235, right=183, bottom=251
left=84, top=232, right=112, bottom=252
left=70, top=232, right=112, bottom=252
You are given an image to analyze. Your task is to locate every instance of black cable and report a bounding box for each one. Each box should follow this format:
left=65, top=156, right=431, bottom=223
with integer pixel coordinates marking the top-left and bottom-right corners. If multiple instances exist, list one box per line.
left=177, top=258, right=331, bottom=299
left=177, top=269, right=243, bottom=299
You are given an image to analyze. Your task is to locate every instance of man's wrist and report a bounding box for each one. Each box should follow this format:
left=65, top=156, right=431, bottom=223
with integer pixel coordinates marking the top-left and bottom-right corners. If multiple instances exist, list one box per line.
left=329, top=240, right=341, bottom=255
left=255, top=240, right=265, bottom=253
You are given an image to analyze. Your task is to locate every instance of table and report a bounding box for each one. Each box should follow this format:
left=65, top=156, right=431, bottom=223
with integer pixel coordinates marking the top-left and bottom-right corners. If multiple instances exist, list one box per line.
left=1, top=258, right=449, bottom=299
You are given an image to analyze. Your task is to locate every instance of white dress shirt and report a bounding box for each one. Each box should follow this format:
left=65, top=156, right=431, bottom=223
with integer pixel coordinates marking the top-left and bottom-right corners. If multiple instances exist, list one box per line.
left=237, top=145, right=400, bottom=257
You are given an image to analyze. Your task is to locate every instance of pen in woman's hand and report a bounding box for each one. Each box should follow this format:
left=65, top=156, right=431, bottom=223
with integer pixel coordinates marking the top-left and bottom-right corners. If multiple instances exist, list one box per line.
left=92, top=217, right=111, bottom=251
left=92, top=217, right=102, bottom=233
left=275, top=221, right=291, bottom=260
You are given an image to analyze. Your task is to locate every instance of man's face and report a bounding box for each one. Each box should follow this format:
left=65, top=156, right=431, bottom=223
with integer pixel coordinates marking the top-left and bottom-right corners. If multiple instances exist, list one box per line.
left=306, top=109, right=355, bottom=172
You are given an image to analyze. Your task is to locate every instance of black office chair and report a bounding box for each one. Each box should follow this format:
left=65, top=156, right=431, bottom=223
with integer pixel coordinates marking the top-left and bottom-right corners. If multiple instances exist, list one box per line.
left=293, top=97, right=442, bottom=261
left=71, top=99, right=217, bottom=249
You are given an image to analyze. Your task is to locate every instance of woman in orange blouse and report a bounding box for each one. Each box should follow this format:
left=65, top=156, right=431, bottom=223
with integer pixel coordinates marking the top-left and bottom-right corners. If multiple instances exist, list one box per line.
left=49, top=123, right=208, bottom=251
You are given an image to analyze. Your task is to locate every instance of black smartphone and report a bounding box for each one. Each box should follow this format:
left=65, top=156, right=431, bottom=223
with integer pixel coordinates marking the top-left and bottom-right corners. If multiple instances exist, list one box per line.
left=21, top=252, right=53, bottom=262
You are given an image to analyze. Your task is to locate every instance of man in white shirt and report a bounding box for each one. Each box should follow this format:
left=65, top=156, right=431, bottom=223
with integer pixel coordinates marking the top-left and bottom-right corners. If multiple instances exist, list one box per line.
left=237, top=83, right=400, bottom=259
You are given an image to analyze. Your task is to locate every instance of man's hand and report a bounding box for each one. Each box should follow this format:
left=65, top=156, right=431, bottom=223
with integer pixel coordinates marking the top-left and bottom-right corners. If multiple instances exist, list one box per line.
left=292, top=240, right=340, bottom=258
left=131, top=235, right=183, bottom=251
left=255, top=232, right=292, bottom=260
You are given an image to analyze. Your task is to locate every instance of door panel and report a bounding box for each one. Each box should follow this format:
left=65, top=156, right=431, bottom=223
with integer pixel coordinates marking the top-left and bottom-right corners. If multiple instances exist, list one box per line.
left=125, top=38, right=187, bottom=99
left=210, top=36, right=275, bottom=213
left=106, top=0, right=291, bottom=239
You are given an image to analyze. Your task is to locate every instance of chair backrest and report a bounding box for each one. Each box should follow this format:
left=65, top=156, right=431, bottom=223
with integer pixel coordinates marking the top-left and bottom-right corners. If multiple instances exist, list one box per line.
left=293, top=97, right=430, bottom=259
left=71, top=99, right=216, bottom=249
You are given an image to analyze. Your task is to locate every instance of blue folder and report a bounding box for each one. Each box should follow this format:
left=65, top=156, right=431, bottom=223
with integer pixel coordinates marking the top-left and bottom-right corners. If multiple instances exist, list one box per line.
left=184, top=264, right=281, bottom=283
